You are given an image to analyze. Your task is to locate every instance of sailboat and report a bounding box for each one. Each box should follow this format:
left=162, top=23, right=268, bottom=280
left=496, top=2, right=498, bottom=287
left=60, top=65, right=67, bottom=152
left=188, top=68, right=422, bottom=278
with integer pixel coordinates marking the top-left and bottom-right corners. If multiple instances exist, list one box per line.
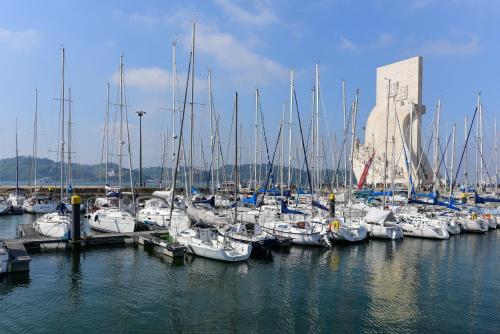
left=33, top=47, right=71, bottom=238
left=7, top=120, right=26, bottom=214
left=326, top=87, right=367, bottom=243
left=88, top=54, right=136, bottom=233
left=24, top=89, right=58, bottom=214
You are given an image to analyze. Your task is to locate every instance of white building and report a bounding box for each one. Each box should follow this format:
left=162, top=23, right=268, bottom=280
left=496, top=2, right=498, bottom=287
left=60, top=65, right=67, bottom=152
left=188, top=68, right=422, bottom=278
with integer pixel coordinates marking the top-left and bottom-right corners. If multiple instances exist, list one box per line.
left=353, top=56, right=433, bottom=188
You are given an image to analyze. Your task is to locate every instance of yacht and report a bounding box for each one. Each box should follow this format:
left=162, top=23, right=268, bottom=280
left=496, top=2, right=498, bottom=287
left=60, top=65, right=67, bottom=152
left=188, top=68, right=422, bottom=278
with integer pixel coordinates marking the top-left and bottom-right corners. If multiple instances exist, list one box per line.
left=175, top=227, right=252, bottom=262
left=362, top=208, right=404, bottom=239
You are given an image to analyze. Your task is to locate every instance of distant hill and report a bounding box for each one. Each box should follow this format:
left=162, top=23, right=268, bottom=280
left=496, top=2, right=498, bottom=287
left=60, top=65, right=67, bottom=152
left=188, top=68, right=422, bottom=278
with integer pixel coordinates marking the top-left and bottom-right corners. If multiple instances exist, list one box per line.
left=0, top=156, right=350, bottom=187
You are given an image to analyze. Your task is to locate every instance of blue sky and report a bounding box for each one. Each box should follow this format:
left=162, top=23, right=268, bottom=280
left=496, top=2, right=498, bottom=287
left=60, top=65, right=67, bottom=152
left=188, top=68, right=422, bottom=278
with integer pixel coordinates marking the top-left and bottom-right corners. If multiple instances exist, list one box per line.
left=0, top=0, right=498, bottom=176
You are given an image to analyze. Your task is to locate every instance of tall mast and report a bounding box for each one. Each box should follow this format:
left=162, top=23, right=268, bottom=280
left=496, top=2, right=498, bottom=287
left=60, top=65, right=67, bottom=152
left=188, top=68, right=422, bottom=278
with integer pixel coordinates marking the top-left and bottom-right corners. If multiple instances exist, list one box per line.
left=382, top=78, right=391, bottom=208
left=479, top=97, right=484, bottom=189
left=105, top=82, right=110, bottom=185
left=171, top=40, right=177, bottom=188
left=189, top=21, right=196, bottom=193
left=60, top=47, right=65, bottom=203
left=315, top=63, right=320, bottom=194
left=280, top=103, right=285, bottom=197
left=464, top=116, right=468, bottom=191
left=287, top=68, right=294, bottom=189
left=495, top=118, right=498, bottom=191
left=67, top=87, right=72, bottom=190
left=434, top=99, right=441, bottom=190
left=342, top=80, right=347, bottom=189
left=475, top=94, right=480, bottom=189
left=33, top=88, right=38, bottom=190
left=15, top=119, right=19, bottom=194
left=208, top=69, right=215, bottom=196
left=119, top=53, right=124, bottom=196
left=234, top=92, right=238, bottom=223
left=449, top=124, right=456, bottom=198
left=349, top=90, right=359, bottom=205
left=254, top=89, right=259, bottom=189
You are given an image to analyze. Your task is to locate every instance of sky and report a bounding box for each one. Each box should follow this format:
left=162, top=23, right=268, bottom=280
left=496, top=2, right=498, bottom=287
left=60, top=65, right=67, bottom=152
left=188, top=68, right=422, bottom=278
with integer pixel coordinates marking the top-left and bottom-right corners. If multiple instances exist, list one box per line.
left=0, top=0, right=499, bottom=179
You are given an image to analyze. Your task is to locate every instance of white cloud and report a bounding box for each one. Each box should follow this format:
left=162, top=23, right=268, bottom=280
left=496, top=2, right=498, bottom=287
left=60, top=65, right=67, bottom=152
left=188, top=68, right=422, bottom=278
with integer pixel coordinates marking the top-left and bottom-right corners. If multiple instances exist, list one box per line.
left=0, top=26, right=42, bottom=50
left=213, top=0, right=280, bottom=26
left=112, top=67, right=171, bottom=91
left=337, top=36, right=357, bottom=52
left=192, top=23, right=288, bottom=85
left=420, top=33, right=480, bottom=55
left=374, top=32, right=396, bottom=48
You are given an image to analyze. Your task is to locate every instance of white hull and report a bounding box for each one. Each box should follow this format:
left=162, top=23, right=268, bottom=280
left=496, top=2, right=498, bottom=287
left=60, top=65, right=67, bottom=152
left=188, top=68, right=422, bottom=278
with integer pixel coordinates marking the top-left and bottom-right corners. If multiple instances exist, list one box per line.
left=261, top=222, right=324, bottom=246
left=33, top=212, right=70, bottom=238
left=400, top=223, right=449, bottom=239
left=88, top=209, right=135, bottom=233
left=26, top=203, right=58, bottom=214
left=136, top=210, right=190, bottom=228
left=366, top=224, right=403, bottom=239
left=176, top=229, right=251, bottom=262
left=328, top=226, right=368, bottom=243
left=459, top=219, right=489, bottom=233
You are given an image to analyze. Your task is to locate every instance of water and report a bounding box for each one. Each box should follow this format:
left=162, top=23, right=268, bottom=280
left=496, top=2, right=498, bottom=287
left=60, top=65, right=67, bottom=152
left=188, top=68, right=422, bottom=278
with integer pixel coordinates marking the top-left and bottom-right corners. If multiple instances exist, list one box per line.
left=0, top=215, right=499, bottom=333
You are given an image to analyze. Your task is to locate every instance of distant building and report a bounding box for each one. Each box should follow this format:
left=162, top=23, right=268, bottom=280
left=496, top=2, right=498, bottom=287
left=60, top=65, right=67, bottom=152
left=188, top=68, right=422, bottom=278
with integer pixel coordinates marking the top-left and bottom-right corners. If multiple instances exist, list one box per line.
left=353, top=56, right=433, bottom=188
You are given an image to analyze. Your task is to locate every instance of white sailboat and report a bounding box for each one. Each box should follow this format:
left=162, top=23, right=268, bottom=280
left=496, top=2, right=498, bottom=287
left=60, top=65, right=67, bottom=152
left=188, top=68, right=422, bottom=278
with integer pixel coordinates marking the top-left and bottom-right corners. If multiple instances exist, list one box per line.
left=89, top=54, right=136, bottom=234
left=8, top=120, right=26, bottom=214
left=362, top=208, right=404, bottom=239
left=24, top=89, right=58, bottom=214
left=136, top=196, right=190, bottom=228
left=33, top=48, right=71, bottom=238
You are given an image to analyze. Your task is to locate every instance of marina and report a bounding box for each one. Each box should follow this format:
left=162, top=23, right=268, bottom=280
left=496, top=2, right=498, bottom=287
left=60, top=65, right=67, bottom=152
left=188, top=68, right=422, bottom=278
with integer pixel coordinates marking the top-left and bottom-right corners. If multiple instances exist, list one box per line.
left=1, top=1, right=500, bottom=332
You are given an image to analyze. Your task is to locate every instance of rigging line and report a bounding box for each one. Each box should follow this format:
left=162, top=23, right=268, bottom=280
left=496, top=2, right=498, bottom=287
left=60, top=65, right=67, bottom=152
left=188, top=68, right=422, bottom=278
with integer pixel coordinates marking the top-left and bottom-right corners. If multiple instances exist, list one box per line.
left=333, top=101, right=354, bottom=184
left=294, top=89, right=314, bottom=200
left=257, top=122, right=283, bottom=216
left=451, top=107, right=478, bottom=193
left=168, top=48, right=192, bottom=228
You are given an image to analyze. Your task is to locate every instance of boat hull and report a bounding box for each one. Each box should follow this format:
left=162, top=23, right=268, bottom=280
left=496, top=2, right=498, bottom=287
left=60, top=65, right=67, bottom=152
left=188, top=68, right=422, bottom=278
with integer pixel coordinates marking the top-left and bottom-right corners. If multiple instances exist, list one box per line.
left=88, top=210, right=136, bottom=233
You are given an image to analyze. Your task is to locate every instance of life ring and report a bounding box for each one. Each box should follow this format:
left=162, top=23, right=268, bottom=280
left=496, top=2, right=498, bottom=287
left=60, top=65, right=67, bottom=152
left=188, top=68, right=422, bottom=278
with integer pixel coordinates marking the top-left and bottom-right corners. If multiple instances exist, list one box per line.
left=471, top=213, right=477, bottom=220
left=482, top=214, right=491, bottom=220
left=330, top=220, right=340, bottom=231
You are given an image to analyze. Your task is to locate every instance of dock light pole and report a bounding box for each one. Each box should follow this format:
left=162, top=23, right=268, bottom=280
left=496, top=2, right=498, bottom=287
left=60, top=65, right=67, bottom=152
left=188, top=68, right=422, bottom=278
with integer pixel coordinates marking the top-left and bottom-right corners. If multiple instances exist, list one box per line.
left=136, top=111, right=146, bottom=187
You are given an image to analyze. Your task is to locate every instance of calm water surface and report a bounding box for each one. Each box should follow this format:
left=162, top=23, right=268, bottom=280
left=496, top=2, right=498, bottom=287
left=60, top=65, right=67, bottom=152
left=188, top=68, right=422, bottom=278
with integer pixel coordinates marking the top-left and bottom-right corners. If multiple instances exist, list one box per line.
left=0, top=215, right=498, bottom=333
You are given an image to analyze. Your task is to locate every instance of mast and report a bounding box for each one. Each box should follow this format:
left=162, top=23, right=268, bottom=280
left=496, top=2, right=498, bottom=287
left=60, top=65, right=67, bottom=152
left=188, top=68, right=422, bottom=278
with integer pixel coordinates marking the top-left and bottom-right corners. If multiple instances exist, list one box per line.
left=189, top=21, right=196, bottom=194
left=105, top=83, right=110, bottom=185
left=382, top=78, right=391, bottom=208
left=119, top=53, right=124, bottom=210
left=33, top=89, right=38, bottom=190
left=60, top=47, right=65, bottom=203
left=67, top=87, right=72, bottom=191
left=434, top=99, right=441, bottom=190
left=349, top=90, right=359, bottom=205
left=475, top=94, right=480, bottom=188
left=254, top=89, right=259, bottom=189
left=171, top=40, right=177, bottom=188
left=342, top=80, right=347, bottom=189
left=479, top=97, right=484, bottom=189
left=234, top=92, right=238, bottom=223
left=495, top=118, right=498, bottom=191
left=15, top=119, right=19, bottom=194
left=208, top=69, right=215, bottom=196
left=280, top=103, right=285, bottom=197
left=449, top=124, right=456, bottom=198
left=287, top=68, right=294, bottom=189
left=315, top=64, right=320, bottom=194
left=464, top=116, right=468, bottom=191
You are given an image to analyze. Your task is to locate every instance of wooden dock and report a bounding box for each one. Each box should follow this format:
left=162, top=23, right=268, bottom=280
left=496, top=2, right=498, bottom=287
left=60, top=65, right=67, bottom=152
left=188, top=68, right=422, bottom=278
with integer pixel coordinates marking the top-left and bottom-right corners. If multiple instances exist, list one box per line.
left=3, top=224, right=182, bottom=273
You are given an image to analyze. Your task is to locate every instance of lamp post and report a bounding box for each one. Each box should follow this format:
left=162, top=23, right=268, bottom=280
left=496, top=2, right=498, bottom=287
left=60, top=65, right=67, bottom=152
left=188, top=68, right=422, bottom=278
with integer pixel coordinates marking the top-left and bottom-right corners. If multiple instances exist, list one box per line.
left=136, top=111, right=146, bottom=187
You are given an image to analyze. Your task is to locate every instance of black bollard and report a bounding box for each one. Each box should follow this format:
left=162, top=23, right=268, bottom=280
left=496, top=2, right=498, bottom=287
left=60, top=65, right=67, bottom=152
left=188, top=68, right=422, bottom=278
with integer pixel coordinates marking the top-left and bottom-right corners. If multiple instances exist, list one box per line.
left=71, top=195, right=81, bottom=243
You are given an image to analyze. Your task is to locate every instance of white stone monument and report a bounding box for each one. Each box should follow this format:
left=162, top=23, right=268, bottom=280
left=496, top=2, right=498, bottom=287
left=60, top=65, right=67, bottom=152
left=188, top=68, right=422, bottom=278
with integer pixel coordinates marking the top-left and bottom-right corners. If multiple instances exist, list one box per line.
left=353, top=56, right=433, bottom=188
